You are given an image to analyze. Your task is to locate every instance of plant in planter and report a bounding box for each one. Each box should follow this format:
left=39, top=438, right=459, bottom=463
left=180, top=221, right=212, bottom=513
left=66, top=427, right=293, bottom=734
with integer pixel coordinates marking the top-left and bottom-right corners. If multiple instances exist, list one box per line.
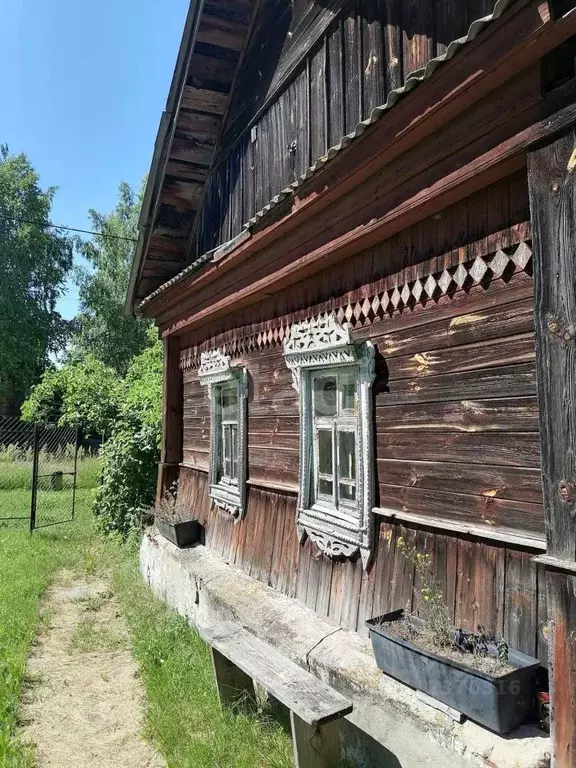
left=366, top=537, right=540, bottom=734
left=152, top=483, right=202, bottom=548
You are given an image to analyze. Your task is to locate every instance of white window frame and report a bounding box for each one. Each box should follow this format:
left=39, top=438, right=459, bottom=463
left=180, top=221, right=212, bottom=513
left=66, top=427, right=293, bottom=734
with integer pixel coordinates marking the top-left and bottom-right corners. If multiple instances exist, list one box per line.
left=198, top=348, right=248, bottom=520
left=284, top=314, right=375, bottom=568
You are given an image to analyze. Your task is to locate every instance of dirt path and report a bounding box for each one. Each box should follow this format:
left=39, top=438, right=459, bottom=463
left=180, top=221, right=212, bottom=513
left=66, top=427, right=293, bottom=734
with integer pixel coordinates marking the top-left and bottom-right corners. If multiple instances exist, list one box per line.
left=18, top=574, right=165, bottom=768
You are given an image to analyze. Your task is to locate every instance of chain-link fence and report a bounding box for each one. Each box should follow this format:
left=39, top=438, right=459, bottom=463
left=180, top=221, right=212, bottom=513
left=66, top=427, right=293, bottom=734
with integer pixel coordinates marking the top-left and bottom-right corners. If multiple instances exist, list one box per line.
left=0, top=416, right=79, bottom=529
left=0, top=417, right=36, bottom=523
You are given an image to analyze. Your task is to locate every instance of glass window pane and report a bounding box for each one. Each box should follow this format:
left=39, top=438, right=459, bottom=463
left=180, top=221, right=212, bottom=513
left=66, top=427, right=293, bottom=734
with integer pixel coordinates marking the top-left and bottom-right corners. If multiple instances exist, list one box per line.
left=338, top=431, right=356, bottom=480
left=339, top=482, right=356, bottom=502
left=314, top=376, right=337, bottom=417
left=223, top=425, right=232, bottom=477
left=231, top=425, right=238, bottom=479
left=318, top=478, right=333, bottom=497
left=340, top=373, right=358, bottom=413
left=221, top=385, right=238, bottom=422
left=317, top=429, right=333, bottom=475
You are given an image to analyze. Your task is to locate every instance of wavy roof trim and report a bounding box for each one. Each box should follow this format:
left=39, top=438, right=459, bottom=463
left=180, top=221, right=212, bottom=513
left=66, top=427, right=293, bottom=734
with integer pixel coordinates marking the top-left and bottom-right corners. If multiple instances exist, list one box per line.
left=137, top=0, right=514, bottom=313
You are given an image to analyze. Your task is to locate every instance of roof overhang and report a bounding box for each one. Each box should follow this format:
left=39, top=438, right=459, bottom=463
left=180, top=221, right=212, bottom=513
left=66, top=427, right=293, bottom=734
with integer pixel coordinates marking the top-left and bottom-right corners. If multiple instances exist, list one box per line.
left=126, top=0, right=256, bottom=313
left=138, top=0, right=576, bottom=334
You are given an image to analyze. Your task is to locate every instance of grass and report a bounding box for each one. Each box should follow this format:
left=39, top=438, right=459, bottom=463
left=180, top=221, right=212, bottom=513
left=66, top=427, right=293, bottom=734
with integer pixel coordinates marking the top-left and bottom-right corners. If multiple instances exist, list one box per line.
left=114, top=561, right=293, bottom=768
left=0, top=486, right=104, bottom=767
left=0, top=458, right=293, bottom=768
left=69, top=617, right=125, bottom=653
left=0, top=453, right=101, bottom=494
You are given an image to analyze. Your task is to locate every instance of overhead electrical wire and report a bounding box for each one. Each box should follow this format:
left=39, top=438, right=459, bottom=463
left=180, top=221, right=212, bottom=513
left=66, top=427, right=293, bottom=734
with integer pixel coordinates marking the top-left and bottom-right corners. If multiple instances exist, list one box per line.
left=0, top=215, right=138, bottom=243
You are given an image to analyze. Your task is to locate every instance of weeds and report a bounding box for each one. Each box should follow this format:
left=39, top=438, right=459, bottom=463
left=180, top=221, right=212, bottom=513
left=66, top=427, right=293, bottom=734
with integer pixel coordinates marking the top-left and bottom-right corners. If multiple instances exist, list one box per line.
left=395, top=536, right=510, bottom=665
left=397, top=536, right=452, bottom=648
left=150, top=481, right=193, bottom=524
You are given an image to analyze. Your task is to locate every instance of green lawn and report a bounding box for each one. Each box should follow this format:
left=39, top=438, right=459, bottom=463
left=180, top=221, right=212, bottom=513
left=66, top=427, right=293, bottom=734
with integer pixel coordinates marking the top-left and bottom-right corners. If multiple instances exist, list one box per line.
left=0, top=460, right=292, bottom=768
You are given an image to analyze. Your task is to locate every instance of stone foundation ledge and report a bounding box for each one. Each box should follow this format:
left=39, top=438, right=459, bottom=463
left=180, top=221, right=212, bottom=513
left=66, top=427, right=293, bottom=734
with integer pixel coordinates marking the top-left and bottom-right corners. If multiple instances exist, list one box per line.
left=140, top=530, right=550, bottom=768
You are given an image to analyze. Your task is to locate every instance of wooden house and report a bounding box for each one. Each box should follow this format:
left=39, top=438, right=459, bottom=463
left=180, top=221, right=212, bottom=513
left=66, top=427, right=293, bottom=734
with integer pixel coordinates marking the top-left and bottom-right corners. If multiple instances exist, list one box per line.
left=127, top=1, right=576, bottom=764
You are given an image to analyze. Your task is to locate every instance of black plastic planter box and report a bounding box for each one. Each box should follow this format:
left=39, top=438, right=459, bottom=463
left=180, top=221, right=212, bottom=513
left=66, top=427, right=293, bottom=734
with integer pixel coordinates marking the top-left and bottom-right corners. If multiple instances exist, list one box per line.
left=156, top=518, right=201, bottom=548
left=367, top=611, right=540, bottom=733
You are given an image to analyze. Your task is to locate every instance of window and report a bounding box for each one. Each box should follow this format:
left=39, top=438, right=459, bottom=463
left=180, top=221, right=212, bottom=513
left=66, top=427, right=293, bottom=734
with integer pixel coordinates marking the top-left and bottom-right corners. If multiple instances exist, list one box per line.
left=198, top=349, right=247, bottom=520
left=216, top=381, right=239, bottom=486
left=284, top=315, right=375, bottom=568
left=312, top=371, right=358, bottom=511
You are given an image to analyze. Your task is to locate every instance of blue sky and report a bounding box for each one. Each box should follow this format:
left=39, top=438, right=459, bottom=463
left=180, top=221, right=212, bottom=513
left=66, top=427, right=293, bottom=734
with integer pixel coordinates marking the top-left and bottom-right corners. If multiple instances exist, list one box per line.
left=1, top=0, right=189, bottom=319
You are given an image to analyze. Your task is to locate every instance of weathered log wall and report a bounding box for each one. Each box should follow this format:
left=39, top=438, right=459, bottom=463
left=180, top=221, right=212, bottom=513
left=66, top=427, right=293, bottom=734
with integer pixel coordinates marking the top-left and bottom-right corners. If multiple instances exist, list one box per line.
left=178, top=466, right=548, bottom=665
left=178, top=169, right=546, bottom=663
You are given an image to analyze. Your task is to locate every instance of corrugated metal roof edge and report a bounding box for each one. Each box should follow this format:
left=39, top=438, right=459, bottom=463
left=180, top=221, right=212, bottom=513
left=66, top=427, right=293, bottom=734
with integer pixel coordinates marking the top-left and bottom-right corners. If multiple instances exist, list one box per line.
left=137, top=0, right=514, bottom=313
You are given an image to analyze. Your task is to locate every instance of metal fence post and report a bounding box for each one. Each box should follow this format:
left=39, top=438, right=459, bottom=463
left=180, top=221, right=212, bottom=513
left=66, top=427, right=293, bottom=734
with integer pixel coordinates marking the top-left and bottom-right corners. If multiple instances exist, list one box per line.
left=71, top=425, right=80, bottom=520
left=29, top=423, right=39, bottom=533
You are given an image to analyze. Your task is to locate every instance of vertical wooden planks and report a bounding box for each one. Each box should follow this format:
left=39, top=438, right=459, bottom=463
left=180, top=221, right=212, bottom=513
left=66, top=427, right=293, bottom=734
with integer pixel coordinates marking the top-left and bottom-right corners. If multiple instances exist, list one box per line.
left=360, top=0, right=385, bottom=119
left=435, top=0, right=465, bottom=58
left=343, top=6, right=361, bottom=135
left=339, top=558, right=363, bottom=630
left=327, top=21, right=345, bottom=148
left=504, top=549, right=538, bottom=657
left=293, top=67, right=310, bottom=179
left=450, top=197, right=469, bottom=266
left=229, top=143, right=243, bottom=238
left=402, top=0, right=434, bottom=80
left=356, top=541, right=378, bottom=635
left=389, top=525, right=416, bottom=613
left=382, top=0, right=402, bottom=93
left=487, top=177, right=511, bottom=254
left=509, top=169, right=531, bottom=244
left=315, top=554, right=334, bottom=619
left=547, top=572, right=576, bottom=767
left=467, top=188, right=488, bottom=262
left=536, top=563, right=549, bottom=667
left=242, top=134, right=254, bottom=226
left=370, top=522, right=396, bottom=618
left=433, top=533, right=458, bottom=624
left=454, top=539, right=505, bottom=637
left=411, top=529, right=435, bottom=619
left=528, top=131, right=576, bottom=560
left=310, top=40, right=328, bottom=162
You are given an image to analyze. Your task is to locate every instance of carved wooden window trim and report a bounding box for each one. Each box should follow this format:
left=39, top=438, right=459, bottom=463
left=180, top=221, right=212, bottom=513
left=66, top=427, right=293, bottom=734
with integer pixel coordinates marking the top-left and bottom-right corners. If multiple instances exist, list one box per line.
left=198, top=348, right=248, bottom=521
left=284, top=314, right=375, bottom=568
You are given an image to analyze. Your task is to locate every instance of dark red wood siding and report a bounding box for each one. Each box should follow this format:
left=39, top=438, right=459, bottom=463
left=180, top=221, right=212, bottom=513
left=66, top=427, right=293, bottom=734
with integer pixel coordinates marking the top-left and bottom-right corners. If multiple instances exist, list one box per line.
left=178, top=170, right=546, bottom=663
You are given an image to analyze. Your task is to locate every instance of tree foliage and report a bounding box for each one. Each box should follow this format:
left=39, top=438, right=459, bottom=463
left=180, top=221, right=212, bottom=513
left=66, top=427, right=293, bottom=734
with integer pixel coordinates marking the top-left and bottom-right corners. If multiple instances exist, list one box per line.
left=72, top=180, right=150, bottom=375
left=21, top=356, right=122, bottom=436
left=0, top=145, right=73, bottom=411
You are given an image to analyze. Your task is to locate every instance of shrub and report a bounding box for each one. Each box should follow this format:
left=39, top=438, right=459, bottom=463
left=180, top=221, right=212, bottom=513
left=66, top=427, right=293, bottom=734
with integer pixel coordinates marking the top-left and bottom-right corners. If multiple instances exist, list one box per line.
left=93, top=330, right=162, bottom=536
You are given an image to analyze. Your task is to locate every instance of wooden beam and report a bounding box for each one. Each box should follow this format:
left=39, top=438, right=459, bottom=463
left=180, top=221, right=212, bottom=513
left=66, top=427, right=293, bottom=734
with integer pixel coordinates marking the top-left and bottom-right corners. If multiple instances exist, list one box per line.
left=290, top=713, right=341, bottom=768
left=528, top=128, right=576, bottom=768
left=528, top=130, right=576, bottom=559
left=210, top=647, right=257, bottom=712
left=181, top=85, right=229, bottom=114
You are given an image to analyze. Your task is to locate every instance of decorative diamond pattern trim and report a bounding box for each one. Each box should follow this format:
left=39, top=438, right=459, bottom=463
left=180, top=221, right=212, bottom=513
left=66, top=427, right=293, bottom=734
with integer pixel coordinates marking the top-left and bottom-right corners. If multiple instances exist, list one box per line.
left=180, top=242, right=533, bottom=370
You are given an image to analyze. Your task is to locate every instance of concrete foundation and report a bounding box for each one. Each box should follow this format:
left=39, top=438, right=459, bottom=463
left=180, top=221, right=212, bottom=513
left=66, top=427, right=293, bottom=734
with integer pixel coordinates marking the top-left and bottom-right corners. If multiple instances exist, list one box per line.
left=141, top=530, right=550, bottom=768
